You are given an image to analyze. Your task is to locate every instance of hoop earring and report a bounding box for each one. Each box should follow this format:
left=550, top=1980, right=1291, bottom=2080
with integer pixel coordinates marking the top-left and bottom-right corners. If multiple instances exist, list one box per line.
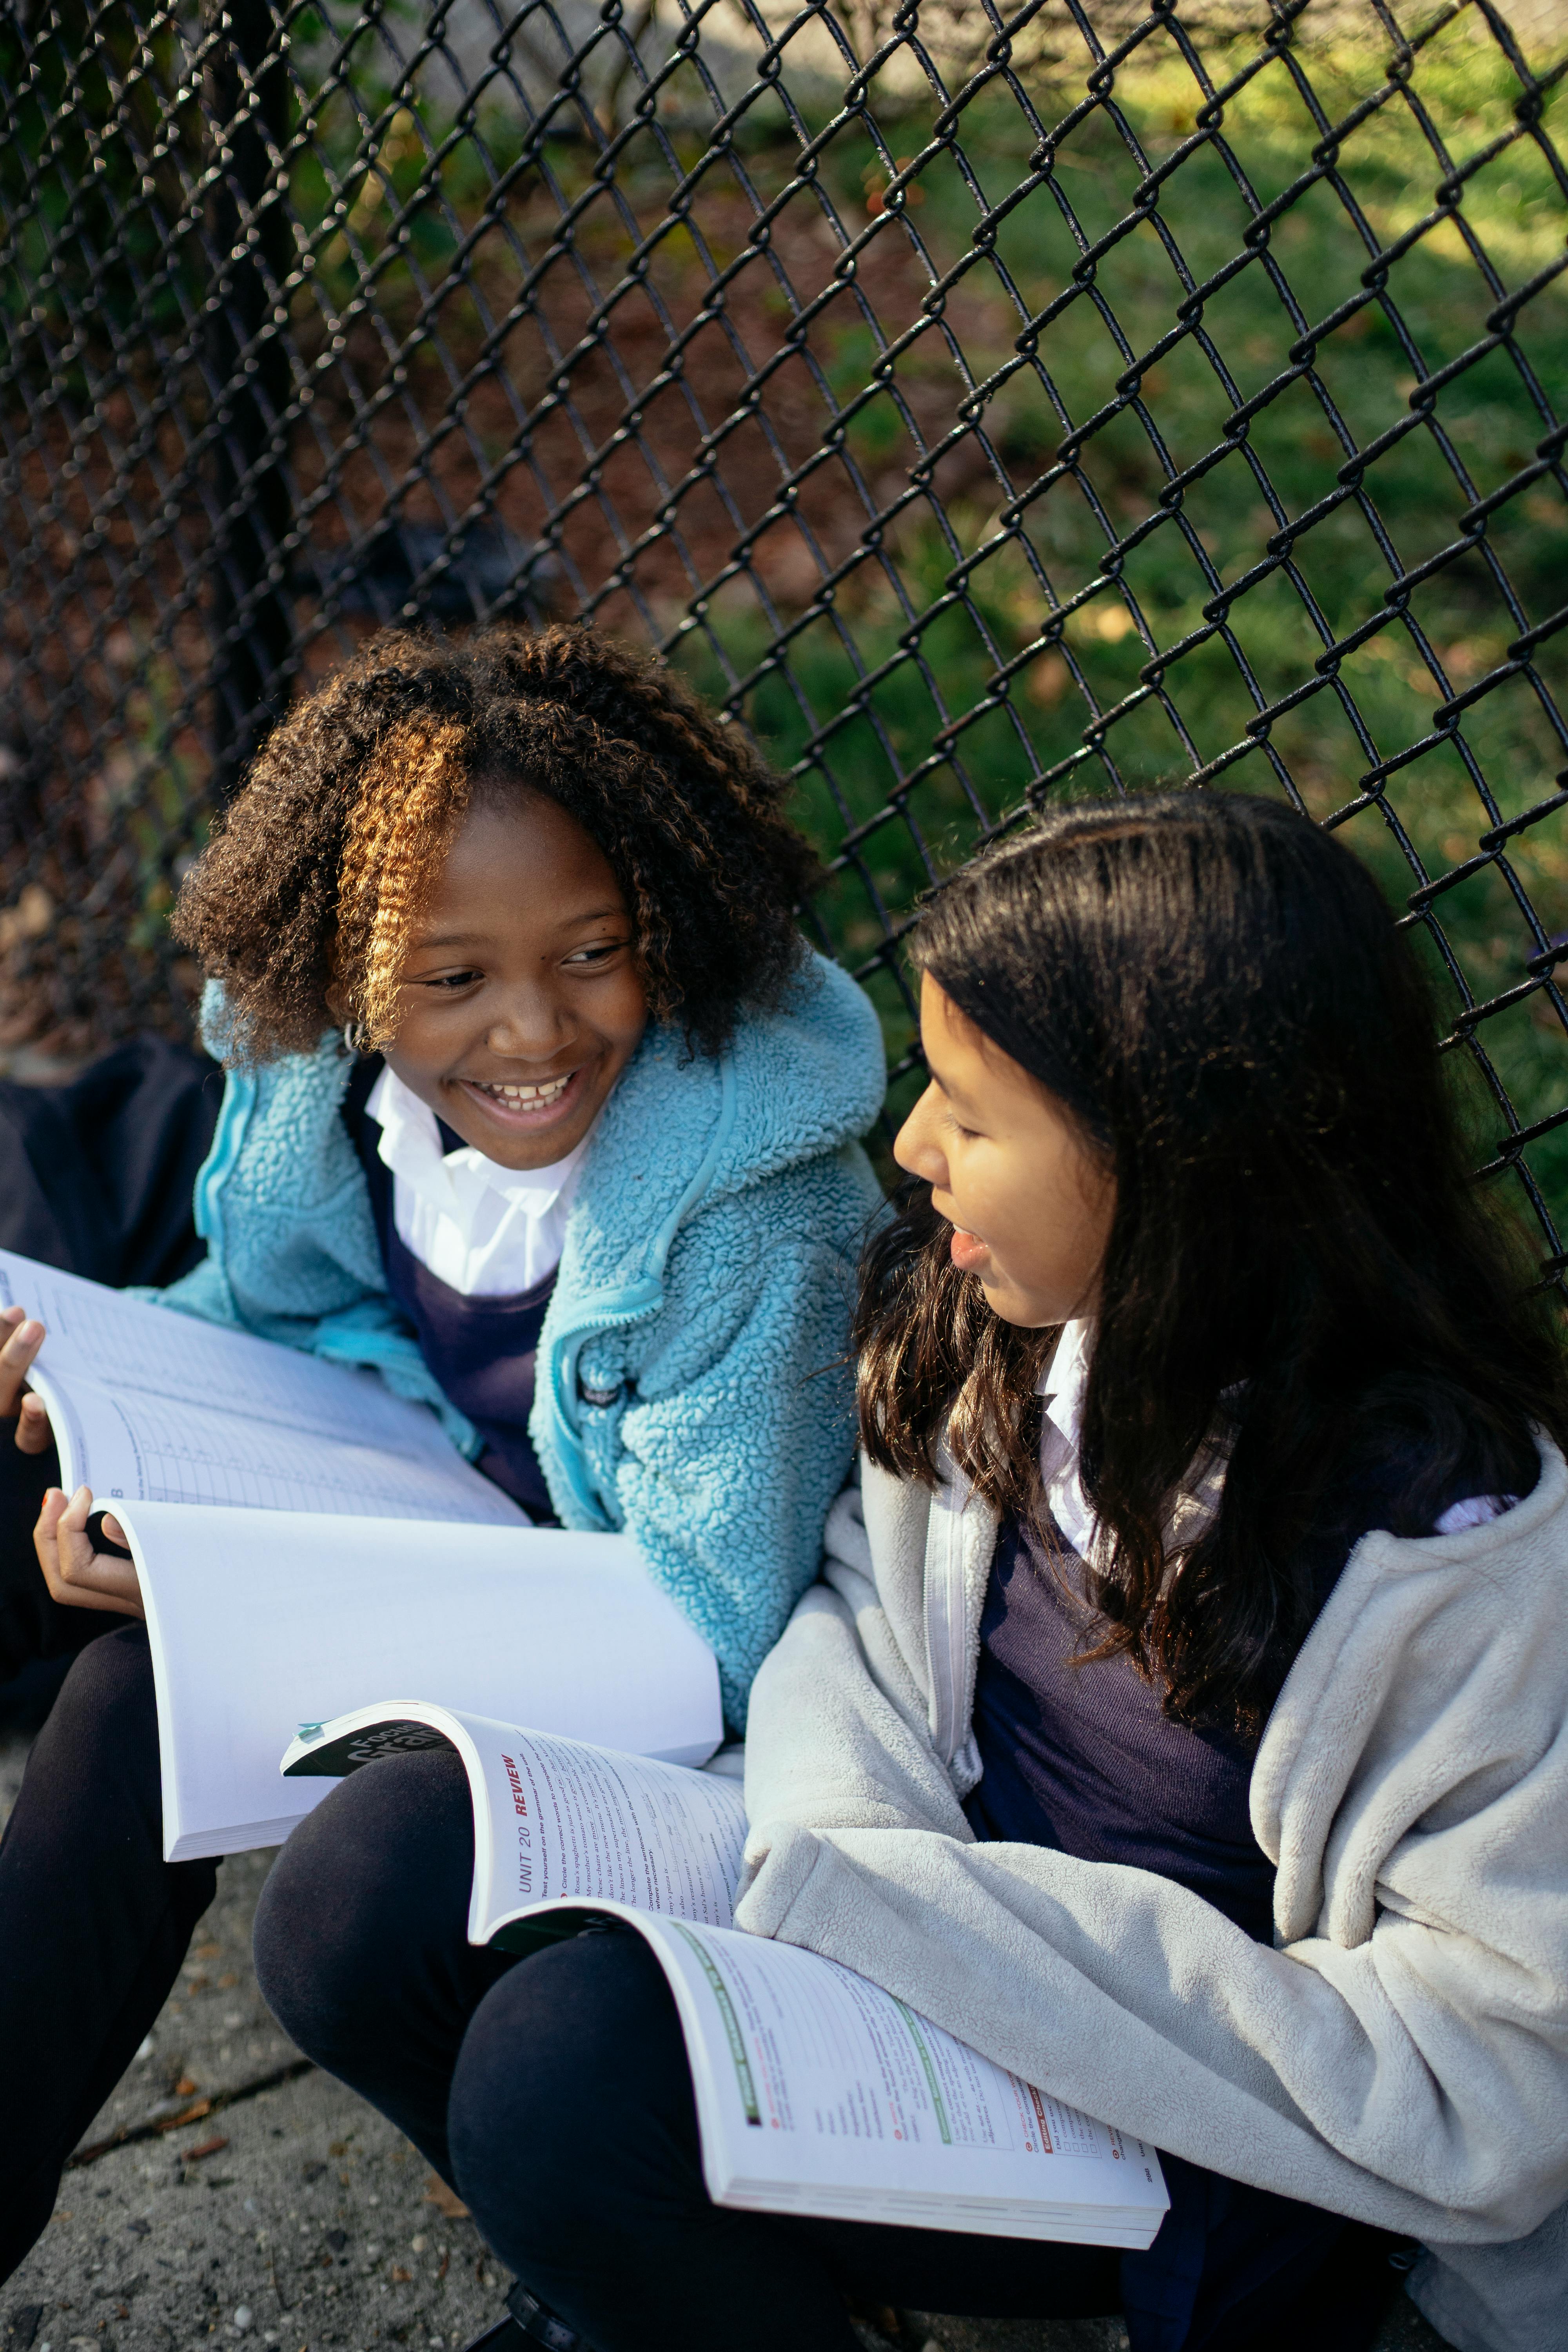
left=341, top=1018, right=368, bottom=1056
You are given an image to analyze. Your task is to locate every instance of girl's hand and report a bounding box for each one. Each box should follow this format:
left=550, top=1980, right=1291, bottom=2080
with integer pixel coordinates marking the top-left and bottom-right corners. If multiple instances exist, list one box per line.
left=0, top=1303, right=54, bottom=1454
left=34, top=1485, right=143, bottom=1619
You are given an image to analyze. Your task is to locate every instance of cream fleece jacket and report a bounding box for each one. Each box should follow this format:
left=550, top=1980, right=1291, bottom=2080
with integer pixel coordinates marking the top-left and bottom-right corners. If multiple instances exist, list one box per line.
left=736, top=1445, right=1568, bottom=2352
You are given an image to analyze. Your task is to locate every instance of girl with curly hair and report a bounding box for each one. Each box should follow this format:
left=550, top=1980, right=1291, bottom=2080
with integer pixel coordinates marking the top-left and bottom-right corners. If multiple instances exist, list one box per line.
left=0, top=624, right=884, bottom=2284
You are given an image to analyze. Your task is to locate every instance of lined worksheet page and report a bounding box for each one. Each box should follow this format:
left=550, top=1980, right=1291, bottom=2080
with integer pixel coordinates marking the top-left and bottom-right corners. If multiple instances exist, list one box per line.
left=27, top=1370, right=519, bottom=1521
left=0, top=1250, right=450, bottom=1442
left=0, top=1249, right=520, bottom=1523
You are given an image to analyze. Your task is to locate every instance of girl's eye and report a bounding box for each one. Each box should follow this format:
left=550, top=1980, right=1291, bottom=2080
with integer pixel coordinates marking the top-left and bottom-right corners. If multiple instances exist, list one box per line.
left=564, top=939, right=626, bottom=967
left=423, top=968, right=481, bottom=991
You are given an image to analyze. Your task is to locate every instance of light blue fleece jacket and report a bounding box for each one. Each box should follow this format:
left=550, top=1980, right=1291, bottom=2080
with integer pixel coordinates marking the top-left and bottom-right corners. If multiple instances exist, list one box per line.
left=150, top=953, right=886, bottom=1726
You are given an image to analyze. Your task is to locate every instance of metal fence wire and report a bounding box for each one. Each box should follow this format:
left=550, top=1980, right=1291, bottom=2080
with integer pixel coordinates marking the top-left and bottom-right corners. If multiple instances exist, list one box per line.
left=2, top=0, right=1566, bottom=1282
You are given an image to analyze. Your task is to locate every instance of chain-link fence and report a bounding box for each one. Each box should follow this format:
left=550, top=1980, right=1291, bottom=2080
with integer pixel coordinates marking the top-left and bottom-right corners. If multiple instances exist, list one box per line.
left=2, top=0, right=1566, bottom=1281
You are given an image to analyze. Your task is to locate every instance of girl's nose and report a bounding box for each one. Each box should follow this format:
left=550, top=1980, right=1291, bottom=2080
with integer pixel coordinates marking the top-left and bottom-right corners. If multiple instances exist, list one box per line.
left=484, top=984, right=573, bottom=1061
left=893, top=1082, right=949, bottom=1185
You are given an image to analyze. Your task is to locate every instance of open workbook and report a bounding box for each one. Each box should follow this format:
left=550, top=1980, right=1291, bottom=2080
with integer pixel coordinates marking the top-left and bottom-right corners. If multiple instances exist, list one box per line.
left=0, top=1250, right=723, bottom=1858
left=283, top=1706, right=1169, bottom=2249
left=0, top=1246, right=525, bottom=1523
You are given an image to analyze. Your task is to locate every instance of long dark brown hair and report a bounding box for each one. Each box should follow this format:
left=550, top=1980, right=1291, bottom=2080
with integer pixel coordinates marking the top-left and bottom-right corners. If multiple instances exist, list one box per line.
left=855, top=793, right=1566, bottom=1730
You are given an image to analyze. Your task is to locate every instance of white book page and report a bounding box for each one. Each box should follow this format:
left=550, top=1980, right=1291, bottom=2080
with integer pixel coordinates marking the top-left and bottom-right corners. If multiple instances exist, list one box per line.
left=465, top=1720, right=747, bottom=1939
left=279, top=1708, right=746, bottom=1939
left=122, top=1501, right=722, bottom=1860
left=0, top=1248, right=515, bottom=1522
left=26, top=1366, right=518, bottom=1523
left=535, top=1908, right=1166, bottom=2246
left=0, top=1249, right=442, bottom=1437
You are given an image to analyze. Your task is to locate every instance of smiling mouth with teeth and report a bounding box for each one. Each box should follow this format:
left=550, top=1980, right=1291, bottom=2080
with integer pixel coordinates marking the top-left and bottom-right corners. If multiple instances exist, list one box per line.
left=470, top=1073, right=574, bottom=1107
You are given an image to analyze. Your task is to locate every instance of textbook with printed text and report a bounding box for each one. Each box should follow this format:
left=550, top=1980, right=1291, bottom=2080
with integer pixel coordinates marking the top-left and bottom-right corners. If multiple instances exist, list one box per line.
left=282, top=1704, right=1169, bottom=2249
left=0, top=1249, right=722, bottom=1859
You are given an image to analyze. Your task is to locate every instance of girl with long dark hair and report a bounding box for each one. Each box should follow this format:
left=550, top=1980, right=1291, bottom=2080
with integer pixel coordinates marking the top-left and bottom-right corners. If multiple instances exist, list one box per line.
left=254, top=792, right=1568, bottom=2352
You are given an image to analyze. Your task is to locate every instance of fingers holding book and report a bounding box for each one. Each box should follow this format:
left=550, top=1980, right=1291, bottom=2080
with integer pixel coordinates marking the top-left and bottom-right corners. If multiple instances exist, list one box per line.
left=0, top=1302, right=53, bottom=1453
left=34, top=1482, right=144, bottom=1619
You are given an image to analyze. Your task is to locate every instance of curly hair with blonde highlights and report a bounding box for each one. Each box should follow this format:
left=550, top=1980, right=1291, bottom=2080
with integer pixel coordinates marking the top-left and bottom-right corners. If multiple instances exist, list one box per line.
left=174, top=625, right=823, bottom=1065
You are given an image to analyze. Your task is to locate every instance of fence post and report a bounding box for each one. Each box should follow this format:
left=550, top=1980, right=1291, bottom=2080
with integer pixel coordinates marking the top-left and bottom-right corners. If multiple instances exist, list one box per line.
left=203, top=0, right=294, bottom=806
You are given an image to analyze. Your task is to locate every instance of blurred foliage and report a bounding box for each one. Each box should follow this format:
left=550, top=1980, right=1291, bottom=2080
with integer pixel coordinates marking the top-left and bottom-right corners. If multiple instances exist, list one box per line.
left=0, top=1, right=204, bottom=377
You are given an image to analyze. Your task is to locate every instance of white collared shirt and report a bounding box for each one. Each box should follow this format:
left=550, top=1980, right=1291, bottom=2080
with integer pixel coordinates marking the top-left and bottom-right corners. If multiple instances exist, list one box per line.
left=1034, top=1319, right=1100, bottom=1560
left=365, top=1065, right=591, bottom=1298
left=1036, top=1318, right=1506, bottom=1561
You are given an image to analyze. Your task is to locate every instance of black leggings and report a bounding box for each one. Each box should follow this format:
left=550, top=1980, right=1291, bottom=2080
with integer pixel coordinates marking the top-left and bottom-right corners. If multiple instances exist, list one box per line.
left=253, top=1753, right=1396, bottom=2352
left=0, top=1623, right=218, bottom=2280
left=0, top=1035, right=223, bottom=2280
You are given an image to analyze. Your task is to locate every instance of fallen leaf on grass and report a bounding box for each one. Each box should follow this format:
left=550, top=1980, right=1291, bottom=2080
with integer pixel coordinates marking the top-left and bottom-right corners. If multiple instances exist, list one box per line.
left=183, top=2135, right=229, bottom=2162
left=423, top=2174, right=468, bottom=2219
left=390, top=2267, right=412, bottom=2284
left=174, top=2076, right=199, bottom=2097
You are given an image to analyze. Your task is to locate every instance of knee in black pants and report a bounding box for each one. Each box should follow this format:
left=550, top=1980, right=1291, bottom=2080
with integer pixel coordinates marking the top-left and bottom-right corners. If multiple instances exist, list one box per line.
left=448, top=1928, right=700, bottom=2272
left=445, top=1933, right=871, bottom=2352
left=253, top=1749, right=480, bottom=2071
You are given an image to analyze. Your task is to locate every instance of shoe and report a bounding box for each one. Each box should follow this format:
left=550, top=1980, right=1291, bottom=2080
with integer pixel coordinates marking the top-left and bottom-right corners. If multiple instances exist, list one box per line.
left=459, top=2281, right=587, bottom=2352
left=457, top=2319, right=524, bottom=2352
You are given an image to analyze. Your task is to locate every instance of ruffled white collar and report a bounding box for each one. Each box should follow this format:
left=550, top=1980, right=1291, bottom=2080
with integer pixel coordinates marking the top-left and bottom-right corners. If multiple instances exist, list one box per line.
left=366, top=1064, right=592, bottom=1298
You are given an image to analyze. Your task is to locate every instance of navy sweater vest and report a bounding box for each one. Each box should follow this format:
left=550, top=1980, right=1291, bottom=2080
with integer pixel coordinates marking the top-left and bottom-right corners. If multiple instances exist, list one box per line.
left=341, top=1060, right=557, bottom=1523
left=967, top=1445, right=1529, bottom=1941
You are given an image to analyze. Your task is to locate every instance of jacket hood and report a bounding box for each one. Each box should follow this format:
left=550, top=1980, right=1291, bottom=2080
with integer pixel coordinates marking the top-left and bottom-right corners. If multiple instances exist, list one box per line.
left=713, top=951, right=888, bottom=1194
left=565, top=949, right=885, bottom=1291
